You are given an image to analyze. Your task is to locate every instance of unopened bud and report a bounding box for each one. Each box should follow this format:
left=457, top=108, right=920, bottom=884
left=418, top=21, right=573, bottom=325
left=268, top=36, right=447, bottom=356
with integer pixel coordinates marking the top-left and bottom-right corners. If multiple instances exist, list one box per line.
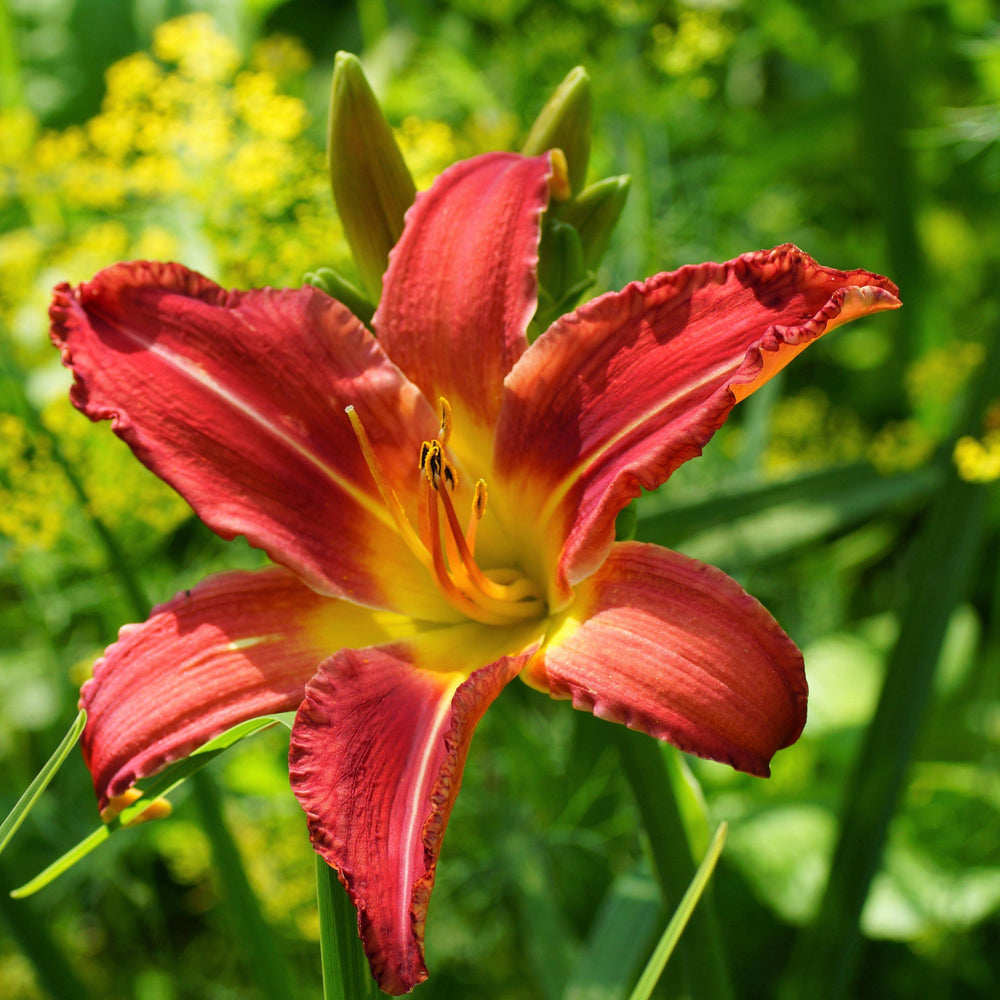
left=521, top=67, right=592, bottom=195
left=559, top=175, right=631, bottom=270
left=304, top=267, right=375, bottom=325
left=328, top=52, right=416, bottom=302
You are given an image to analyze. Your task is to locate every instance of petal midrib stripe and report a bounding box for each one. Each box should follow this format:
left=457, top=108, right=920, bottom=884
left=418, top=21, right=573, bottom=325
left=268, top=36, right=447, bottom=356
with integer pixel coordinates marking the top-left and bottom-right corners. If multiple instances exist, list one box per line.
left=142, top=336, right=397, bottom=532
left=536, top=356, right=737, bottom=529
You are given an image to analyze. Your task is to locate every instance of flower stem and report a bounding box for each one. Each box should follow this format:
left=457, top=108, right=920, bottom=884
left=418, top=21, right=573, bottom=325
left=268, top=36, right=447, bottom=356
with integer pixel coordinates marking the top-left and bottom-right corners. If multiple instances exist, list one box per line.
left=612, top=727, right=735, bottom=1000
left=0, top=860, right=93, bottom=999
left=316, top=854, right=379, bottom=999
left=192, top=770, right=297, bottom=1000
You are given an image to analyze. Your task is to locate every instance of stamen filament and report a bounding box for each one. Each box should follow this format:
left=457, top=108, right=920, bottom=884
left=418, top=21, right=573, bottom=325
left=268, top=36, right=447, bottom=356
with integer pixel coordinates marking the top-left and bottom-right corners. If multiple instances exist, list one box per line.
left=345, top=406, right=431, bottom=568
left=437, top=486, right=542, bottom=604
left=348, top=399, right=545, bottom=626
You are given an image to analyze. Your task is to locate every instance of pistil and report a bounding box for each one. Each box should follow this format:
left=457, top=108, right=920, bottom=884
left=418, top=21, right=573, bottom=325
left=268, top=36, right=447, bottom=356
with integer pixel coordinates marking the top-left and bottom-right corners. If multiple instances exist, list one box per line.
left=346, top=401, right=545, bottom=626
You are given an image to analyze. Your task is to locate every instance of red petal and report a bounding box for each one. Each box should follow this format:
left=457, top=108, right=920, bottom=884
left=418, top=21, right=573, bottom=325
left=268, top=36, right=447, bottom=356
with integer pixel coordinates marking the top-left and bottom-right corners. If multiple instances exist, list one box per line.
left=492, top=245, right=900, bottom=605
left=82, top=567, right=418, bottom=810
left=50, top=263, right=446, bottom=615
left=375, top=152, right=553, bottom=443
left=289, top=645, right=527, bottom=995
left=523, top=541, right=807, bottom=776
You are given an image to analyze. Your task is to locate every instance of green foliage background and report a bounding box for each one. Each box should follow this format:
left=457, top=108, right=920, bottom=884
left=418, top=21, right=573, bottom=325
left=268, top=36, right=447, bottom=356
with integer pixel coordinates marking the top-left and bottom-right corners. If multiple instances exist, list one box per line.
left=2, top=1, right=999, bottom=998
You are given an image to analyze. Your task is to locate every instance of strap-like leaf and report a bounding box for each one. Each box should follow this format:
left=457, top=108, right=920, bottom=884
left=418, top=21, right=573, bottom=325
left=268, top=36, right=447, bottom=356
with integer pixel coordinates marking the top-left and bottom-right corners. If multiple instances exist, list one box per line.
left=627, top=823, right=728, bottom=1000
left=0, top=710, right=87, bottom=857
left=9, top=714, right=287, bottom=898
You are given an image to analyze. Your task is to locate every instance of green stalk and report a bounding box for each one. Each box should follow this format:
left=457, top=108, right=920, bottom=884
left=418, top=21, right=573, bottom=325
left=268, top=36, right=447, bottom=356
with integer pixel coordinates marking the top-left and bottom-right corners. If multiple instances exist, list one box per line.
left=612, top=727, right=735, bottom=1000
left=192, top=771, right=296, bottom=1000
left=780, top=322, right=1000, bottom=999
left=316, top=855, right=379, bottom=999
left=0, top=860, right=93, bottom=999
left=0, top=339, right=148, bottom=615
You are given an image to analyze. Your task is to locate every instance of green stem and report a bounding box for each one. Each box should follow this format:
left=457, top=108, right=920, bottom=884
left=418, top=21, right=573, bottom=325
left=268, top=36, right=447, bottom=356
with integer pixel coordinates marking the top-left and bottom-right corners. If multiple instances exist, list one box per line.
left=192, top=770, right=297, bottom=1000
left=612, top=727, right=735, bottom=1000
left=0, top=339, right=148, bottom=616
left=0, top=860, right=93, bottom=999
left=316, top=854, right=379, bottom=999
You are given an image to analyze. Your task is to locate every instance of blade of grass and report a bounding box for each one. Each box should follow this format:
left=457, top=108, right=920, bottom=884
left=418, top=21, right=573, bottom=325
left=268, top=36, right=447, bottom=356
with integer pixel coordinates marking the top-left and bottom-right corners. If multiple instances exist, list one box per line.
left=781, top=322, right=1000, bottom=999
left=628, top=823, right=728, bottom=1000
left=0, top=710, right=86, bottom=856
left=612, top=727, right=734, bottom=1000
left=637, top=462, right=939, bottom=571
left=11, top=716, right=284, bottom=897
left=316, top=854, right=379, bottom=999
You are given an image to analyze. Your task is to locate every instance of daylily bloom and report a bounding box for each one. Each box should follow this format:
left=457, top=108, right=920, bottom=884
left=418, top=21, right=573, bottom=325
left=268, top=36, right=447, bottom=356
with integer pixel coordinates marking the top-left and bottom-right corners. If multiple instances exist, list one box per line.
left=49, top=150, right=899, bottom=995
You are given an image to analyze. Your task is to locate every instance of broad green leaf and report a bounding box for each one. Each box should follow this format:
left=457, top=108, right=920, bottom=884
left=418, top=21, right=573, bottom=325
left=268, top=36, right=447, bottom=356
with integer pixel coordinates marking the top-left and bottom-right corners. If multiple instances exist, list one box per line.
left=10, top=715, right=284, bottom=898
left=627, top=823, right=728, bottom=1000
left=0, top=710, right=86, bottom=857
left=638, top=463, right=940, bottom=570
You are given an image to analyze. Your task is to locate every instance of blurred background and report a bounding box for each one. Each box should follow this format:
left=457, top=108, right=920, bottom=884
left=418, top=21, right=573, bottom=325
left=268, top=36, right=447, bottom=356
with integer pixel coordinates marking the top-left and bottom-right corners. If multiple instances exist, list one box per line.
left=1, top=1, right=998, bottom=998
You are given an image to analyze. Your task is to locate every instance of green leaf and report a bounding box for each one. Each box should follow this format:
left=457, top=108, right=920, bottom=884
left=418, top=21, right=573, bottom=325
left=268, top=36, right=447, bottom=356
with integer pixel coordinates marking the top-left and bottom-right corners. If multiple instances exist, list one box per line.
left=638, top=463, right=940, bottom=571
left=0, top=710, right=86, bottom=858
left=563, top=867, right=662, bottom=1000
left=10, top=715, right=283, bottom=898
left=627, top=823, right=728, bottom=1000
left=316, top=855, right=378, bottom=999
left=612, top=728, right=734, bottom=1000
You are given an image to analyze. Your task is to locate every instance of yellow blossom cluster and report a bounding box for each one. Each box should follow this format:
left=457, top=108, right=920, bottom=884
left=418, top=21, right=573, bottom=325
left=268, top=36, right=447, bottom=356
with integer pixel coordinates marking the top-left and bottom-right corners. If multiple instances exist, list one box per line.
left=0, top=14, right=482, bottom=560
left=953, top=434, right=1000, bottom=482
left=0, top=414, right=72, bottom=552
left=650, top=8, right=734, bottom=96
left=760, top=389, right=868, bottom=476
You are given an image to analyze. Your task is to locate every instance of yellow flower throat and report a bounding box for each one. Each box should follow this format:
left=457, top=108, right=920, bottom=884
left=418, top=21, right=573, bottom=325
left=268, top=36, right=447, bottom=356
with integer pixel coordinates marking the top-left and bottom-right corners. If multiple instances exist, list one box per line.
left=347, top=398, right=545, bottom=625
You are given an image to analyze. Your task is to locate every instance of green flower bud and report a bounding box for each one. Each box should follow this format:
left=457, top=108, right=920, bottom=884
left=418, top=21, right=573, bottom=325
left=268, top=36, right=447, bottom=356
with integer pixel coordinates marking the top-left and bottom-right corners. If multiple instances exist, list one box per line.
left=521, top=67, right=592, bottom=195
left=303, top=267, right=375, bottom=326
left=328, top=52, right=416, bottom=303
left=534, top=218, right=595, bottom=334
left=559, top=174, right=631, bottom=270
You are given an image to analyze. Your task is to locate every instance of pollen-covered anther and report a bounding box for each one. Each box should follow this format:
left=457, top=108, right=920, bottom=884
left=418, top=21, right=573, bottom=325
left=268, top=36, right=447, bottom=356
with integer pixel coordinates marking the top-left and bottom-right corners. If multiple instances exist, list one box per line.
left=349, top=401, right=544, bottom=625
left=437, top=396, right=452, bottom=446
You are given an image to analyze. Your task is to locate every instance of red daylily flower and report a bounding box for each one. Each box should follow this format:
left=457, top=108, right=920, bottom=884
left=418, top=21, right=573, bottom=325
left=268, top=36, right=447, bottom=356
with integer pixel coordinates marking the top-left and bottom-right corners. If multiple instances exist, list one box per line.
left=49, top=151, right=899, bottom=995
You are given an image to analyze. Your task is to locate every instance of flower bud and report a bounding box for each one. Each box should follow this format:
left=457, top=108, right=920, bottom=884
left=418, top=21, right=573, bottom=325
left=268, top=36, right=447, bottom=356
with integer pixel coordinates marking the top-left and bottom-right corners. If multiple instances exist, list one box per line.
left=559, top=174, right=631, bottom=269
left=521, top=67, right=591, bottom=195
left=304, top=267, right=375, bottom=325
left=328, top=52, right=416, bottom=302
left=534, top=218, right=594, bottom=334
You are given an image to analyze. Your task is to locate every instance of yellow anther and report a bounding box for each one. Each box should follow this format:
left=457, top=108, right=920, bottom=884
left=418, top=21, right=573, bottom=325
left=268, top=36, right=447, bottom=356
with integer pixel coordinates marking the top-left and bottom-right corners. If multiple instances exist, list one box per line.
left=99, top=788, right=173, bottom=826
left=100, top=788, right=143, bottom=823
left=437, top=397, right=452, bottom=446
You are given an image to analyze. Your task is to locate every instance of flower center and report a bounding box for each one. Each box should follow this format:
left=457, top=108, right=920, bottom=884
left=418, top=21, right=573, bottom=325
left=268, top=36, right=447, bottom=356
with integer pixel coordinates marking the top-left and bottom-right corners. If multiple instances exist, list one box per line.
left=347, top=398, right=546, bottom=626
